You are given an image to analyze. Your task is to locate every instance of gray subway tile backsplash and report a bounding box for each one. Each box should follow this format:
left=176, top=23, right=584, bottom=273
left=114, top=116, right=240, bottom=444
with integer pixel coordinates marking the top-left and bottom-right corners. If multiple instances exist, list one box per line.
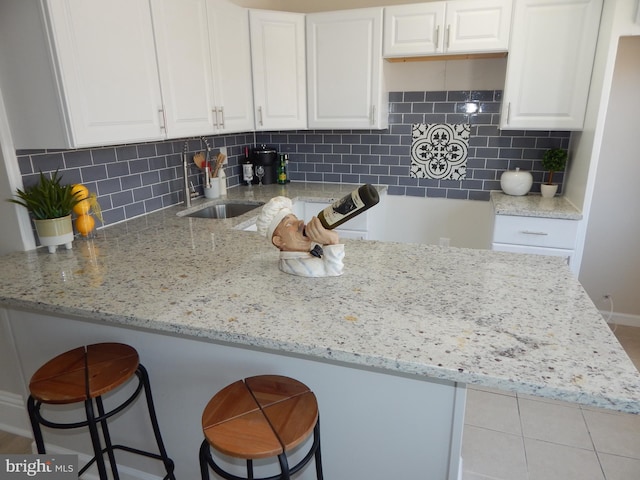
left=15, top=90, right=569, bottom=229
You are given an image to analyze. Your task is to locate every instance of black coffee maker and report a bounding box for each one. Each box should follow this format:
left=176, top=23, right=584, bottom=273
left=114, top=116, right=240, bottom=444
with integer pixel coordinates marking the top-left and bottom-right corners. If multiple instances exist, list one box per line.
left=250, top=145, right=278, bottom=185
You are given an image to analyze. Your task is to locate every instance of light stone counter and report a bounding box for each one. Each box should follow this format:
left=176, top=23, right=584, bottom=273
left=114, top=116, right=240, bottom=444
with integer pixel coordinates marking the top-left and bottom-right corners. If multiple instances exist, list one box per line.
left=491, top=191, right=583, bottom=220
left=1, top=183, right=638, bottom=414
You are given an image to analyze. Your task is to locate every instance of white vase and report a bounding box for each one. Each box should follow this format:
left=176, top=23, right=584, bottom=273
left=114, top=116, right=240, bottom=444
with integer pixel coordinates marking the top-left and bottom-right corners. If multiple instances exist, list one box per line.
left=540, top=184, right=558, bottom=198
left=34, top=215, right=74, bottom=253
left=500, top=168, right=533, bottom=196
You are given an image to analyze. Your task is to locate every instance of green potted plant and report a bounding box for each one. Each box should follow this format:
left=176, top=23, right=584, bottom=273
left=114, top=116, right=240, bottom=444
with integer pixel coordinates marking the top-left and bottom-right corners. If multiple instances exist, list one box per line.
left=540, top=148, right=568, bottom=198
left=8, top=170, right=82, bottom=253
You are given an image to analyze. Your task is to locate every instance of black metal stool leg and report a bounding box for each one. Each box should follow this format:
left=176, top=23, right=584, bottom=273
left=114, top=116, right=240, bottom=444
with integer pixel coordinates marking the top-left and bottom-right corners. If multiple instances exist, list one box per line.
left=277, top=454, right=290, bottom=480
left=27, top=396, right=46, bottom=454
left=137, top=364, right=176, bottom=480
left=313, top=420, right=323, bottom=480
left=85, top=397, right=110, bottom=480
left=246, top=459, right=254, bottom=480
left=199, top=440, right=212, bottom=480
left=96, top=396, right=120, bottom=480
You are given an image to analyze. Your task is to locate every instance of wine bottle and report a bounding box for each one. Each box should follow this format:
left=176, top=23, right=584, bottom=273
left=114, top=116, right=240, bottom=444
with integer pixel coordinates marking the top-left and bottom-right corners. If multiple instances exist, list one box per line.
left=277, top=154, right=287, bottom=184
left=316, top=184, right=379, bottom=230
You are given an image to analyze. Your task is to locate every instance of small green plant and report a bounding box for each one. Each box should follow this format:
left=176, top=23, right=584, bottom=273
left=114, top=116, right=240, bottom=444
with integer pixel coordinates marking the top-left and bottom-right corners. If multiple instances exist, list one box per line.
left=7, top=170, right=81, bottom=220
left=541, top=148, right=568, bottom=185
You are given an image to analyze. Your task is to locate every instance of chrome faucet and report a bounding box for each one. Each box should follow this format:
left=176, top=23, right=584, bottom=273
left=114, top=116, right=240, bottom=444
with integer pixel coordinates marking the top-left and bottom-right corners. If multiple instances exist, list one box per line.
left=183, top=137, right=213, bottom=207
left=183, top=141, right=192, bottom=207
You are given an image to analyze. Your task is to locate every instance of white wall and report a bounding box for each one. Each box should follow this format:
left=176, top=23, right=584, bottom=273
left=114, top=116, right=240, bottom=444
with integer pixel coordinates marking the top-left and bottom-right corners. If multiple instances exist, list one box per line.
left=0, top=84, right=35, bottom=254
left=579, top=36, right=640, bottom=322
left=565, top=0, right=640, bottom=322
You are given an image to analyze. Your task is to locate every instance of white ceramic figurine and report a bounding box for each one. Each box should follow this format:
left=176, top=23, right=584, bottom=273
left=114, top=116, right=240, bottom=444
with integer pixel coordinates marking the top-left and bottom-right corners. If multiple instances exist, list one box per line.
left=256, top=196, right=344, bottom=277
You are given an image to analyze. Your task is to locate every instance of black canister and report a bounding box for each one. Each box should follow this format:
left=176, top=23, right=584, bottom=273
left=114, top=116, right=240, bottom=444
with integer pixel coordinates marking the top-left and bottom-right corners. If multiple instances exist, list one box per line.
left=250, top=145, right=278, bottom=185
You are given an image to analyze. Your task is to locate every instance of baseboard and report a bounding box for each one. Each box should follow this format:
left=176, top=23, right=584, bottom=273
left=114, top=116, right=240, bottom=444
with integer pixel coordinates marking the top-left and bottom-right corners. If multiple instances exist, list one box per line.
left=603, top=310, right=640, bottom=328
left=0, top=389, right=30, bottom=438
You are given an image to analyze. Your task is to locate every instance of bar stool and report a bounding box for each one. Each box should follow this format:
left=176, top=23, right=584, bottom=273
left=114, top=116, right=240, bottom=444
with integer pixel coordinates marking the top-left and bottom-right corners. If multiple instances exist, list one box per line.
left=199, top=375, right=323, bottom=480
left=27, top=342, right=175, bottom=480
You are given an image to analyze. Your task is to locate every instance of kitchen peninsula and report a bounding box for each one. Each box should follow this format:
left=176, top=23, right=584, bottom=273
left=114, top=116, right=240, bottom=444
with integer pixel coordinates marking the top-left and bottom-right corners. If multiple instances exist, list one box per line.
left=1, top=183, right=639, bottom=480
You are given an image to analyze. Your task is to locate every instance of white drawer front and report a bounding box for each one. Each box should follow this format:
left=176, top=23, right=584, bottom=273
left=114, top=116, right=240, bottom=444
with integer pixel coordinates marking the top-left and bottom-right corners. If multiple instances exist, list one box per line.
left=493, top=215, right=578, bottom=249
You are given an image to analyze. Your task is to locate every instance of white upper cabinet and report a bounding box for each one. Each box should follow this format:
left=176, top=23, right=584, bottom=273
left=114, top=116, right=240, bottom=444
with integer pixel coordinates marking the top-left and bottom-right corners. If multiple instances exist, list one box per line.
left=307, top=8, right=387, bottom=130
left=249, top=10, right=307, bottom=131
left=149, top=0, right=255, bottom=136
left=151, top=0, right=215, bottom=138
left=500, top=0, right=603, bottom=130
left=383, top=0, right=512, bottom=57
left=0, top=0, right=165, bottom=149
left=206, top=1, right=255, bottom=133
left=0, top=0, right=254, bottom=149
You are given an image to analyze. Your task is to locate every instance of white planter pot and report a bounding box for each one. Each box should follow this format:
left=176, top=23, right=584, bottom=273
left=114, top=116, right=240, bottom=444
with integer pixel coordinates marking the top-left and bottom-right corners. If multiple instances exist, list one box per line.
left=540, top=184, right=559, bottom=198
left=34, top=215, right=74, bottom=253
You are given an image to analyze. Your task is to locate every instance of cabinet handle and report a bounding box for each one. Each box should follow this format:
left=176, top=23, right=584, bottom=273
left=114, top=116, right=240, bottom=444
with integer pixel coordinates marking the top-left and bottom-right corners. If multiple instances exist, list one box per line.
left=370, top=105, right=376, bottom=125
left=158, top=108, right=166, bottom=131
left=446, top=25, right=450, bottom=50
left=219, top=106, right=225, bottom=129
left=258, top=106, right=263, bottom=126
left=212, top=107, right=218, bottom=128
left=520, top=230, right=549, bottom=236
left=434, top=25, right=440, bottom=49
left=506, top=102, right=511, bottom=124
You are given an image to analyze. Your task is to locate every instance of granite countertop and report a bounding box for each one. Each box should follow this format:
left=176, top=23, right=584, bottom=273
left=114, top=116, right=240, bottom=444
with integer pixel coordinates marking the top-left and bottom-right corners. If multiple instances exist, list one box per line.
left=1, top=183, right=638, bottom=413
left=491, top=191, right=583, bottom=220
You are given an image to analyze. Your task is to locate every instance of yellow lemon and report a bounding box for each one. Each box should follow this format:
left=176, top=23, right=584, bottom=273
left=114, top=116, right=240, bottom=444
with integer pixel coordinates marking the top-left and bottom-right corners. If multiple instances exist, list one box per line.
left=73, top=199, right=91, bottom=215
left=75, top=214, right=95, bottom=237
left=71, top=184, right=89, bottom=201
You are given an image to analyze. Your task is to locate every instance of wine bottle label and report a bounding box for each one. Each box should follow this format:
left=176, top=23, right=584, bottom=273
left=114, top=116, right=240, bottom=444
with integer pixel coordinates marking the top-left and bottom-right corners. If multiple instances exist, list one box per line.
left=322, top=191, right=365, bottom=227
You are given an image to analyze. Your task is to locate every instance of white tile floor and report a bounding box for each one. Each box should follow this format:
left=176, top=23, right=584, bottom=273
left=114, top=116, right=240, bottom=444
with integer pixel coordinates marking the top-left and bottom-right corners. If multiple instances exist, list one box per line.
left=462, top=325, right=640, bottom=480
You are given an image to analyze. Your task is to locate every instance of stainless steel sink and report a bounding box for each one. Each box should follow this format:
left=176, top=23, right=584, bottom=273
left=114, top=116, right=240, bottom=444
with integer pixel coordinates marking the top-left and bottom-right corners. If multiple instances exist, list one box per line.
left=184, top=201, right=264, bottom=219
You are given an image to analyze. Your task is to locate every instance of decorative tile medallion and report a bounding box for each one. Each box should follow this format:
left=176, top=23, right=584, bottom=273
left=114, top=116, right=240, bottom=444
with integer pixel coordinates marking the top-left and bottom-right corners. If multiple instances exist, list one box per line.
left=411, top=123, right=470, bottom=180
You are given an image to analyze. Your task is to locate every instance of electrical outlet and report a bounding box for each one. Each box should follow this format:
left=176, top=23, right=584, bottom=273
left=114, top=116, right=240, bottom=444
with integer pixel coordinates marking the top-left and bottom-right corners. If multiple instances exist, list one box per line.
left=439, top=237, right=450, bottom=247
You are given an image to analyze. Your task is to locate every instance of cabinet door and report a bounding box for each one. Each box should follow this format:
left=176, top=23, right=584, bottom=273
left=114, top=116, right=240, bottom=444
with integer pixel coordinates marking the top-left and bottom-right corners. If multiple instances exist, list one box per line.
left=249, top=10, right=307, bottom=131
left=151, top=0, right=215, bottom=138
left=500, top=0, right=602, bottom=130
left=383, top=2, right=445, bottom=56
left=307, top=8, right=387, bottom=129
left=445, top=0, right=511, bottom=54
left=207, top=2, right=255, bottom=133
left=45, top=0, right=164, bottom=147
left=383, top=0, right=510, bottom=57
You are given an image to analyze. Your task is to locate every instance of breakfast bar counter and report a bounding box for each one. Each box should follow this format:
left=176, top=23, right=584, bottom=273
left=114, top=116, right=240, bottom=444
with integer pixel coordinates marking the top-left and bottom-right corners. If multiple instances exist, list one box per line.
left=1, top=183, right=638, bottom=479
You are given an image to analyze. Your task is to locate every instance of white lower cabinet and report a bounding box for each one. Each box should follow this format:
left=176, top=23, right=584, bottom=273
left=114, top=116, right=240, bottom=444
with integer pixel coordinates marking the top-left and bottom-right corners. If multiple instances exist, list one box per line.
left=492, top=215, right=579, bottom=274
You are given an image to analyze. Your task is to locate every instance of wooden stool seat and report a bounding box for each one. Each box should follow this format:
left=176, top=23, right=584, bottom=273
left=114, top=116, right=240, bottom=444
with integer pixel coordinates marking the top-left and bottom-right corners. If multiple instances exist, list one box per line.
left=202, top=375, right=318, bottom=459
left=200, top=375, right=323, bottom=480
left=27, top=343, right=175, bottom=480
left=29, top=343, right=138, bottom=404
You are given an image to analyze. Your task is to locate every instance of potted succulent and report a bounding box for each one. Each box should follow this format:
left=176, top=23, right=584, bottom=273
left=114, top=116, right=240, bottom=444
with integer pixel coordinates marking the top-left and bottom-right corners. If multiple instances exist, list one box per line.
left=8, top=170, right=82, bottom=253
left=540, top=148, right=568, bottom=198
